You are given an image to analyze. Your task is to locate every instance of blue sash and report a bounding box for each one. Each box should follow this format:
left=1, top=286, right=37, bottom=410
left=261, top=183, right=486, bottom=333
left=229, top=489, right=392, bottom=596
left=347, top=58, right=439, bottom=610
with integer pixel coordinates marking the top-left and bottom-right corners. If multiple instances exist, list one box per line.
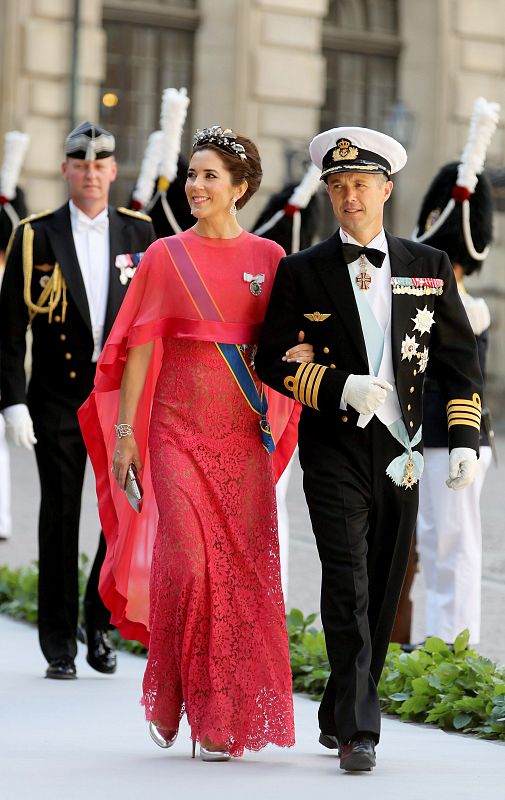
left=216, top=344, right=275, bottom=454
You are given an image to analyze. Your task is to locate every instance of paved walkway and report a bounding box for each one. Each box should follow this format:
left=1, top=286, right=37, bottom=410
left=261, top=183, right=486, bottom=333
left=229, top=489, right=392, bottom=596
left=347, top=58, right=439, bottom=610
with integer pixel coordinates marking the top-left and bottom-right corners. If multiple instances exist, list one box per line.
left=1, top=613, right=504, bottom=800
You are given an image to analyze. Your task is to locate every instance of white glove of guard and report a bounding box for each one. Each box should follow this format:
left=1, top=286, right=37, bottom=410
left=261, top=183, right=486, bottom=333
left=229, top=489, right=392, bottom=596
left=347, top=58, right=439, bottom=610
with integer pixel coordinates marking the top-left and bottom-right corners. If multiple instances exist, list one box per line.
left=446, top=447, right=478, bottom=491
left=3, top=404, right=37, bottom=450
left=342, top=374, right=394, bottom=415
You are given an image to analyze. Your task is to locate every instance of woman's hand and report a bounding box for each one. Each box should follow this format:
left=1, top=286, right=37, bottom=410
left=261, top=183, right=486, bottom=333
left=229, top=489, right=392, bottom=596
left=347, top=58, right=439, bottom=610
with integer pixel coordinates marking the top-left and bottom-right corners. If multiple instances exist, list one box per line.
left=283, top=330, right=314, bottom=363
left=111, top=434, right=142, bottom=491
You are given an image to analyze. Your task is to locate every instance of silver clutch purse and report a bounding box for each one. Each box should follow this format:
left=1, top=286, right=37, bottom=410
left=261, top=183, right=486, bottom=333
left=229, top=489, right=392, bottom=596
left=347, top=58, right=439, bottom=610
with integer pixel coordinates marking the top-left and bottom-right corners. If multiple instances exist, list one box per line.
left=125, top=464, right=143, bottom=513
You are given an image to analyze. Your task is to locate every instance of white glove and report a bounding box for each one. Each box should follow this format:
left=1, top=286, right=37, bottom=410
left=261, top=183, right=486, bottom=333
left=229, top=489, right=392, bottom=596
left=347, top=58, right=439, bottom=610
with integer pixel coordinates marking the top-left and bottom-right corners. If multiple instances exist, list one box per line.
left=342, top=374, right=394, bottom=415
left=446, top=447, right=478, bottom=491
left=3, top=404, right=37, bottom=450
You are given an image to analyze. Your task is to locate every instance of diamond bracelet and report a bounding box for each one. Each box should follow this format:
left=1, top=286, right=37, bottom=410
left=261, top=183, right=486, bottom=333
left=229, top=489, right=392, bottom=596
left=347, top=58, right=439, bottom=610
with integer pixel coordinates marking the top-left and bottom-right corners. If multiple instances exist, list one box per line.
left=114, top=423, right=134, bottom=438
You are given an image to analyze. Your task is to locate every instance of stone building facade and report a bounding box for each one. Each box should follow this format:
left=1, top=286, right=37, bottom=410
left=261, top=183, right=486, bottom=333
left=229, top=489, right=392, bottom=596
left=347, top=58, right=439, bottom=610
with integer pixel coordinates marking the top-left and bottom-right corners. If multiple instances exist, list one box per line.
left=1, top=0, right=504, bottom=416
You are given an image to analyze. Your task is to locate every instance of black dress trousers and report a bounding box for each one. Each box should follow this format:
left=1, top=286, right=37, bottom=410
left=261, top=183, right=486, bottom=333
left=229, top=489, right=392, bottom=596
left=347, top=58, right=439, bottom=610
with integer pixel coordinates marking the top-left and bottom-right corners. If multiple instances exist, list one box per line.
left=30, top=391, right=110, bottom=663
left=298, top=415, right=419, bottom=744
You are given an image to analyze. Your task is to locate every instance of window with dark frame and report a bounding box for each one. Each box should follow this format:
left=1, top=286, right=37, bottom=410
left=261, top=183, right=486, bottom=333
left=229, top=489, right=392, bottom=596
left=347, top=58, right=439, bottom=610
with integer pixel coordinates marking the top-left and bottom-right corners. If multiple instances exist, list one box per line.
left=320, top=0, right=401, bottom=237
left=100, top=1, right=198, bottom=207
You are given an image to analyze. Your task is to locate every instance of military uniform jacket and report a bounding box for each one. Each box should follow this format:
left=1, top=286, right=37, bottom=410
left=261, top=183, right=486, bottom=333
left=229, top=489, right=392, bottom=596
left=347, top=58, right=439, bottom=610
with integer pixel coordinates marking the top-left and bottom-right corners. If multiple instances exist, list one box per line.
left=0, top=202, right=156, bottom=409
left=255, top=231, right=483, bottom=454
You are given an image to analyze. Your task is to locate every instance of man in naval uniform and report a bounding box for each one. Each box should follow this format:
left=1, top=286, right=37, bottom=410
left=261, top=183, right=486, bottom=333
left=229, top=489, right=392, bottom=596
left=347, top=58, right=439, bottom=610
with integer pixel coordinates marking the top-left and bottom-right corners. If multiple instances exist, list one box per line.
left=0, top=122, right=156, bottom=679
left=255, top=127, right=482, bottom=771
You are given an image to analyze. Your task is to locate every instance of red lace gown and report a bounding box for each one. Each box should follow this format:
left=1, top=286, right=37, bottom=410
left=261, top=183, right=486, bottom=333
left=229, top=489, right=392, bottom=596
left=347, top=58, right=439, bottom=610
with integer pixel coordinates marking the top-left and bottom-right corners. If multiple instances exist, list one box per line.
left=79, top=230, right=296, bottom=757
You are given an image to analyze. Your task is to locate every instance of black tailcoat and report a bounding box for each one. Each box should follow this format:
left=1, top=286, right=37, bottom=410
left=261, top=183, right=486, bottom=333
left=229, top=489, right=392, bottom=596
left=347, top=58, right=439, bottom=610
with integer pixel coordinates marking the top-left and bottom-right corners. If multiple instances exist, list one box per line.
left=0, top=202, right=156, bottom=662
left=255, top=230, right=482, bottom=742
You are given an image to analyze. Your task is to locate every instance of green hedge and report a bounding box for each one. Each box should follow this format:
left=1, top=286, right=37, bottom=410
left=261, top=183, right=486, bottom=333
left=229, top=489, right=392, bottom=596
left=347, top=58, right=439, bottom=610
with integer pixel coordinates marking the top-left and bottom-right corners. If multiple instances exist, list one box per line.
left=1, top=563, right=504, bottom=740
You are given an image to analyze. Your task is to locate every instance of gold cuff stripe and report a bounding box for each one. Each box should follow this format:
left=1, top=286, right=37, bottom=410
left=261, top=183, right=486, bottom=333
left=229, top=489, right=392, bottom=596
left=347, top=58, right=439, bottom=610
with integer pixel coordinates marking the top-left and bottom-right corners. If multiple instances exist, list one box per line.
left=283, top=362, right=327, bottom=410
left=446, top=394, right=481, bottom=410
left=297, top=363, right=312, bottom=405
left=447, top=404, right=481, bottom=415
left=447, top=409, right=481, bottom=423
left=447, top=412, right=481, bottom=424
left=448, top=418, right=481, bottom=431
left=312, top=365, right=327, bottom=410
left=446, top=394, right=481, bottom=431
left=303, top=364, right=321, bottom=406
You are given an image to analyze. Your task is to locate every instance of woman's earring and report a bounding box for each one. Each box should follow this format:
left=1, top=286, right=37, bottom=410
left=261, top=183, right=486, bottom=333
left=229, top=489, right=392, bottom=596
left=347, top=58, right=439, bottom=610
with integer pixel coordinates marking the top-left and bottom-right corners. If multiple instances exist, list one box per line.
left=229, top=198, right=237, bottom=216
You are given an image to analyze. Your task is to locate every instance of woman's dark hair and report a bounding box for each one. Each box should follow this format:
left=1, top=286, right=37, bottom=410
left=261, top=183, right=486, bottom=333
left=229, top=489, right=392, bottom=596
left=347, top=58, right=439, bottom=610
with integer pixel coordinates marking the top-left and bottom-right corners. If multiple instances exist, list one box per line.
left=191, top=135, right=263, bottom=209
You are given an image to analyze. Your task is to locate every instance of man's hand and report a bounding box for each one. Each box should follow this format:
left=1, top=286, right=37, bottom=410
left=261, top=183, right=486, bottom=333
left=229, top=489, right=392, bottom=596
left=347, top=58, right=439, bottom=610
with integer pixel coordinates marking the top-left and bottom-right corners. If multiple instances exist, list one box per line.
left=446, top=447, right=478, bottom=490
left=3, top=404, right=37, bottom=449
left=342, top=374, right=393, bottom=415
left=282, top=330, right=314, bottom=364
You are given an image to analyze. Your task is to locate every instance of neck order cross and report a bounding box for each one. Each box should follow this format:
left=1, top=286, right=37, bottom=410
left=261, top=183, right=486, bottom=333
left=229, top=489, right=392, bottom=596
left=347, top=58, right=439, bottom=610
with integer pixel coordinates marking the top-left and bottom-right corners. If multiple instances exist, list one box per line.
left=356, top=254, right=372, bottom=290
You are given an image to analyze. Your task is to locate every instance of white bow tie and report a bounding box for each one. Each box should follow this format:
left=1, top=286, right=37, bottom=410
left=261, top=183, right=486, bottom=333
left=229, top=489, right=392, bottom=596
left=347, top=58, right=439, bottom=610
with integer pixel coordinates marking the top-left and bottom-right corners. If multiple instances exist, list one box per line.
left=75, top=215, right=109, bottom=236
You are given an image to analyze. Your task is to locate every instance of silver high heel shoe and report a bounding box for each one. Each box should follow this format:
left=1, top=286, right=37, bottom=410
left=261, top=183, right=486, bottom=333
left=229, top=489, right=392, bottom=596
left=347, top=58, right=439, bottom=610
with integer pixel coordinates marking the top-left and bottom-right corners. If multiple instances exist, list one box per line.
left=198, top=742, right=231, bottom=762
left=149, top=721, right=178, bottom=749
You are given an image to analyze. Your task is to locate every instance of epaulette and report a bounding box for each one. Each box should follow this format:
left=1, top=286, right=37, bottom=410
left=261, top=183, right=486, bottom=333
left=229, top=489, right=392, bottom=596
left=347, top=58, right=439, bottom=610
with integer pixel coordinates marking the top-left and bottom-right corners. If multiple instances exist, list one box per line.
left=117, top=206, right=152, bottom=222
left=17, top=209, right=53, bottom=226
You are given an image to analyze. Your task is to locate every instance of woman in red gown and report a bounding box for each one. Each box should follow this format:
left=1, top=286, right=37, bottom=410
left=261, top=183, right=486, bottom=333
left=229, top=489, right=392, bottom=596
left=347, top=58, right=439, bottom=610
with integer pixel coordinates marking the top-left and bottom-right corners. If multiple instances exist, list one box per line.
left=79, top=127, right=309, bottom=760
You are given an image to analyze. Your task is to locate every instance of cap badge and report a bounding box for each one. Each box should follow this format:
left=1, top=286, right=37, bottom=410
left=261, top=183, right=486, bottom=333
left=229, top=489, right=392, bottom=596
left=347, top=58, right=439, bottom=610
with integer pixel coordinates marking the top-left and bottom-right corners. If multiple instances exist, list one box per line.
left=333, top=139, right=359, bottom=162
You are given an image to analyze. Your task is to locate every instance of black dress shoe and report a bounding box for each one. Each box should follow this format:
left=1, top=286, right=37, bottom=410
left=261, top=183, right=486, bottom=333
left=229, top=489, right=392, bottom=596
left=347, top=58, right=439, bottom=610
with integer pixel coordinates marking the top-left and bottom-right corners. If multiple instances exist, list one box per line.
left=86, top=629, right=117, bottom=674
left=319, top=732, right=341, bottom=756
left=339, top=737, right=376, bottom=772
left=46, top=658, right=77, bottom=680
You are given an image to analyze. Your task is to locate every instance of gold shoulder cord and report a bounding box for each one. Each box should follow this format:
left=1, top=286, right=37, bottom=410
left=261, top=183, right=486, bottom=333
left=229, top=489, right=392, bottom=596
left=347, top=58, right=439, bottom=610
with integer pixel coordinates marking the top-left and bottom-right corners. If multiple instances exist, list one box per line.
left=22, top=223, right=68, bottom=324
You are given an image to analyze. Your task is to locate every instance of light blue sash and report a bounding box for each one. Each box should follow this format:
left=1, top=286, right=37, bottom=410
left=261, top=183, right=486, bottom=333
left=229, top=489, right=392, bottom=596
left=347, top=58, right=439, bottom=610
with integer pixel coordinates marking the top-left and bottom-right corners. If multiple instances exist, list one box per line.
left=386, top=419, right=424, bottom=488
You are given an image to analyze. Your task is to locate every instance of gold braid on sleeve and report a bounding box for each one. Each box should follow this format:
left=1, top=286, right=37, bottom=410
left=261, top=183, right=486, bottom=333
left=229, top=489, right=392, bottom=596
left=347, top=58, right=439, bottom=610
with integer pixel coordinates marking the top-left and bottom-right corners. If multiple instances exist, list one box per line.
left=22, top=223, right=67, bottom=324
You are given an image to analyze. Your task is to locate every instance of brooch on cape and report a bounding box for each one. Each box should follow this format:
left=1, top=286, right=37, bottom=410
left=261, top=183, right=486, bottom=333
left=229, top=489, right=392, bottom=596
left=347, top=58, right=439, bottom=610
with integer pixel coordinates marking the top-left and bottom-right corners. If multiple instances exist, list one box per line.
left=243, top=272, right=265, bottom=296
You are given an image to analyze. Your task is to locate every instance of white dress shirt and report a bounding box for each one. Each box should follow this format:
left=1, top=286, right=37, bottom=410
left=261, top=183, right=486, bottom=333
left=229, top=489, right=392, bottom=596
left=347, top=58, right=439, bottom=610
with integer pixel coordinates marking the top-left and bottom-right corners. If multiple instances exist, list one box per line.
left=69, top=199, right=110, bottom=361
left=339, top=227, right=402, bottom=428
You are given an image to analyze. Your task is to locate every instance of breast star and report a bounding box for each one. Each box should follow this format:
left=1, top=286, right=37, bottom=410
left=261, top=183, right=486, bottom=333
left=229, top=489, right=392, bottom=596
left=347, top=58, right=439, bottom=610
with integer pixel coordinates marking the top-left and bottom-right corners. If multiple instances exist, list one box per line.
left=412, top=306, right=435, bottom=336
left=401, top=333, right=419, bottom=361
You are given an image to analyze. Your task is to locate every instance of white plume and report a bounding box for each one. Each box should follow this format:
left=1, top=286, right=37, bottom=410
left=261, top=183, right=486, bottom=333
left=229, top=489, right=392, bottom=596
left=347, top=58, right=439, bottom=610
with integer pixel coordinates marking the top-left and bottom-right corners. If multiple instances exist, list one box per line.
left=0, top=131, right=30, bottom=200
left=159, top=87, right=190, bottom=183
left=132, top=130, right=164, bottom=208
left=288, top=163, right=321, bottom=209
left=457, top=96, right=500, bottom=193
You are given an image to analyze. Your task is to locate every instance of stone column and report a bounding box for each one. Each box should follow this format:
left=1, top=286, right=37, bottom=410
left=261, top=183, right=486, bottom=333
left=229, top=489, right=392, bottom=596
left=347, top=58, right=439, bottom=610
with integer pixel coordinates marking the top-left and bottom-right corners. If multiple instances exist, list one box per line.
left=1, top=0, right=106, bottom=212
left=193, top=0, right=328, bottom=228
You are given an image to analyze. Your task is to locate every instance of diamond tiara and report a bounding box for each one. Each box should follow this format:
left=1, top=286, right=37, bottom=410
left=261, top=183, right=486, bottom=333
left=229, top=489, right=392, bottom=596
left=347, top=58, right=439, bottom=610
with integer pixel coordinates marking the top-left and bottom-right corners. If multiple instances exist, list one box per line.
left=192, top=125, right=247, bottom=161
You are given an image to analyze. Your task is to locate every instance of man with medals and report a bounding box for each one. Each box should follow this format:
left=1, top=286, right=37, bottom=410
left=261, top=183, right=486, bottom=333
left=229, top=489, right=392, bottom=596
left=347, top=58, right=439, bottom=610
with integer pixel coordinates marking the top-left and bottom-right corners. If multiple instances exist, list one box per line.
left=0, top=122, right=156, bottom=679
left=255, top=126, right=483, bottom=771
left=0, top=130, right=30, bottom=542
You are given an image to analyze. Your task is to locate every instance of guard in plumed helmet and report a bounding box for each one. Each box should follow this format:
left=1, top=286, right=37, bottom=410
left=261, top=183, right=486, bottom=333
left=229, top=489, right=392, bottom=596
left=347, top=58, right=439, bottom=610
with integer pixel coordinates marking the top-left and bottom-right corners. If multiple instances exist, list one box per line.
left=255, top=124, right=483, bottom=772
left=252, top=163, right=322, bottom=255
left=0, top=121, right=156, bottom=679
left=130, top=88, right=193, bottom=238
left=0, top=131, right=30, bottom=544
left=412, top=97, right=499, bottom=649
left=0, top=131, right=30, bottom=265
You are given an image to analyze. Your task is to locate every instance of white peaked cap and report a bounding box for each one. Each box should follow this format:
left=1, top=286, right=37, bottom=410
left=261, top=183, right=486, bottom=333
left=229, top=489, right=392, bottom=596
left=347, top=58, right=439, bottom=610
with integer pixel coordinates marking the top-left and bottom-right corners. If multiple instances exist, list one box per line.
left=310, top=126, right=407, bottom=179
